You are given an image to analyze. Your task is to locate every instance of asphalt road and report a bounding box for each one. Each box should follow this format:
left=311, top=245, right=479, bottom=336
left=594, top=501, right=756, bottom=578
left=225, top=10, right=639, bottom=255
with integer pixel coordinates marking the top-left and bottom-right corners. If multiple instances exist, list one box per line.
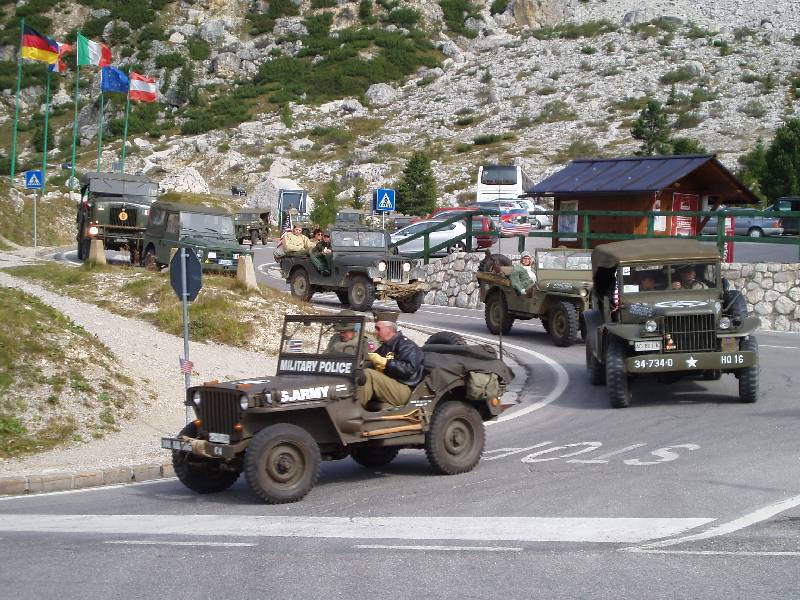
left=5, top=243, right=798, bottom=599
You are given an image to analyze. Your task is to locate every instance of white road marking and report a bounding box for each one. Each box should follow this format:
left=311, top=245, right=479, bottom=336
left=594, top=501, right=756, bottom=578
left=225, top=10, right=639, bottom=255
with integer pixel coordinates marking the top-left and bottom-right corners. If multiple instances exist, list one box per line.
left=0, top=515, right=714, bottom=543
left=0, top=478, right=174, bottom=502
left=628, top=493, right=800, bottom=550
left=484, top=442, right=554, bottom=462
left=627, top=549, right=800, bottom=557
left=568, top=444, right=647, bottom=464
left=105, top=540, right=256, bottom=547
left=761, top=345, right=800, bottom=349
left=355, top=544, right=524, bottom=552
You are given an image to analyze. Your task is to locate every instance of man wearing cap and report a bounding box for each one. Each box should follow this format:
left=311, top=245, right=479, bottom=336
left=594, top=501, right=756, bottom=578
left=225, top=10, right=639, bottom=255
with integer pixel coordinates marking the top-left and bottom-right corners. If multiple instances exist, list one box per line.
left=672, top=265, right=707, bottom=290
left=509, top=252, right=537, bottom=297
left=326, top=309, right=375, bottom=355
left=360, top=311, right=424, bottom=409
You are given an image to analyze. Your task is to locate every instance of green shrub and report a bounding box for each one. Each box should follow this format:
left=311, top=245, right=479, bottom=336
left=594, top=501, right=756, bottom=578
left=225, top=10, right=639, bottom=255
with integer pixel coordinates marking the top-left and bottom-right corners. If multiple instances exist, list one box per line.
left=534, top=100, right=576, bottom=123
left=304, top=13, right=333, bottom=37
left=311, top=0, right=337, bottom=7
left=690, top=86, right=717, bottom=106
left=280, top=105, right=294, bottom=128
left=741, top=100, right=766, bottom=118
left=673, top=111, right=703, bottom=129
left=531, top=20, right=616, bottom=40
left=155, top=53, right=186, bottom=69
left=439, top=0, right=479, bottom=37
left=82, top=16, right=111, bottom=38
left=490, top=0, right=508, bottom=15
left=538, top=85, right=557, bottom=95
left=188, top=37, right=211, bottom=61
left=0, top=61, right=48, bottom=90
left=138, top=24, right=167, bottom=43
left=112, top=3, right=156, bottom=29
left=581, top=45, right=596, bottom=54
left=660, top=66, right=695, bottom=84
left=793, top=33, right=800, bottom=47
left=554, top=139, right=600, bottom=162
left=359, top=0, right=375, bottom=24
left=455, top=116, right=474, bottom=126
left=713, top=39, right=732, bottom=56
left=310, top=125, right=352, bottom=146
left=386, top=8, right=421, bottom=28
left=473, top=133, right=501, bottom=145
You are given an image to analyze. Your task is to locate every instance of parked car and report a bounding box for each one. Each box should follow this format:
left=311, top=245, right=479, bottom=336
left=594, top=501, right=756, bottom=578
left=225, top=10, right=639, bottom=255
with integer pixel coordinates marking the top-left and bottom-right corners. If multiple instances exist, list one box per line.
left=413, top=207, right=498, bottom=249
left=473, top=200, right=530, bottom=236
left=392, top=220, right=481, bottom=255
left=768, top=197, right=800, bottom=235
left=529, top=205, right=552, bottom=230
left=700, top=207, right=783, bottom=238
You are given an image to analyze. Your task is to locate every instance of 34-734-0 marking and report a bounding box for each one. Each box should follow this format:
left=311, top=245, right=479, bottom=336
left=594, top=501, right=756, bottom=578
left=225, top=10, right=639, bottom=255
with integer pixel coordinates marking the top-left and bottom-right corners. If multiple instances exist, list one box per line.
left=483, top=441, right=700, bottom=466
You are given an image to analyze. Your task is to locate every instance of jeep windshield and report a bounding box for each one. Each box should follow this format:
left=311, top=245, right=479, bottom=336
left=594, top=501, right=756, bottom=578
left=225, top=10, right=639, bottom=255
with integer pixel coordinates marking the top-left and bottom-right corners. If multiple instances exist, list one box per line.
left=537, top=250, right=592, bottom=270
left=180, top=212, right=235, bottom=236
left=277, top=315, right=365, bottom=376
left=621, top=263, right=718, bottom=294
left=331, top=230, right=387, bottom=250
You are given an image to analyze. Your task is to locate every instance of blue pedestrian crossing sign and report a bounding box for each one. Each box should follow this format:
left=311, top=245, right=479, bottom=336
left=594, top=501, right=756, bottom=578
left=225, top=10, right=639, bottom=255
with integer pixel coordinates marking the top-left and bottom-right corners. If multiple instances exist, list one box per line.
left=25, top=170, right=43, bottom=189
left=374, top=188, right=395, bottom=212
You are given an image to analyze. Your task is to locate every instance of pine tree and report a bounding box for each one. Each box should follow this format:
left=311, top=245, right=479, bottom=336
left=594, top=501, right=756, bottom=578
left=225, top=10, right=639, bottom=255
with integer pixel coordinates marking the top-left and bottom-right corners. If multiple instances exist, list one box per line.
left=630, top=100, right=671, bottom=156
left=669, top=137, right=707, bottom=155
left=762, top=118, right=800, bottom=201
left=175, top=64, right=196, bottom=105
left=310, top=180, right=339, bottom=228
left=395, top=151, right=437, bottom=216
left=736, top=138, right=768, bottom=200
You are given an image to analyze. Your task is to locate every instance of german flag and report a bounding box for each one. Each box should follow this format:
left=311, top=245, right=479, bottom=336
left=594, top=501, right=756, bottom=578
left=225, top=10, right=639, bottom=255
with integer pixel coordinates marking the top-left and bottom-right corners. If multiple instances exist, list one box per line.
left=20, top=25, right=59, bottom=64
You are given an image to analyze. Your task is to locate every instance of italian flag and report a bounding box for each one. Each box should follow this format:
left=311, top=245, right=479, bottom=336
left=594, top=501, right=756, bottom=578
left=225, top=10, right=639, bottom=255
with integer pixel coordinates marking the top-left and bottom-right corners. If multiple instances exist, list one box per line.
left=129, top=72, right=158, bottom=103
left=76, top=32, right=111, bottom=66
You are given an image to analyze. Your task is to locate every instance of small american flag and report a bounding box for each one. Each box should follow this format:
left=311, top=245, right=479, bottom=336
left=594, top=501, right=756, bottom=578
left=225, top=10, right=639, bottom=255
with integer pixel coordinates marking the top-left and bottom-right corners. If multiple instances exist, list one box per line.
left=612, top=280, right=620, bottom=309
left=287, top=339, right=304, bottom=353
left=500, top=223, right=531, bottom=236
left=282, top=215, right=292, bottom=232
left=179, top=357, right=194, bottom=374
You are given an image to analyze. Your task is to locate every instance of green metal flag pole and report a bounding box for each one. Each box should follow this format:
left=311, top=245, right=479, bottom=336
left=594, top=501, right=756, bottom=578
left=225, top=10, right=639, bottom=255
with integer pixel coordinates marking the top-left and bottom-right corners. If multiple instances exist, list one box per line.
left=42, top=67, right=51, bottom=194
left=96, top=92, right=104, bottom=172
left=121, top=92, right=130, bottom=173
left=69, top=30, right=81, bottom=189
left=9, top=18, right=25, bottom=184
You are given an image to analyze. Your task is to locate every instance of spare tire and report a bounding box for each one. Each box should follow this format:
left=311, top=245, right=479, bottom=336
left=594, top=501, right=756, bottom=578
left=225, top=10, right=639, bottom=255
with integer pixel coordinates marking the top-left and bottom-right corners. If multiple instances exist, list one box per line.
left=426, top=331, right=467, bottom=345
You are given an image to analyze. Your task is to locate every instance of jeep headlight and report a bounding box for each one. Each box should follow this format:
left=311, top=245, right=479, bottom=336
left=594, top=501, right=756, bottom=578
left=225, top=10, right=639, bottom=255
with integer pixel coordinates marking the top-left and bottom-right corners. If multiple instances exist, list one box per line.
left=643, top=319, right=658, bottom=333
left=377, top=261, right=387, bottom=272
left=579, top=288, right=588, bottom=297
left=719, top=316, right=732, bottom=330
left=192, top=391, right=201, bottom=406
left=403, top=262, right=411, bottom=272
left=264, top=392, right=272, bottom=405
left=239, top=395, right=250, bottom=410
left=88, top=226, right=99, bottom=236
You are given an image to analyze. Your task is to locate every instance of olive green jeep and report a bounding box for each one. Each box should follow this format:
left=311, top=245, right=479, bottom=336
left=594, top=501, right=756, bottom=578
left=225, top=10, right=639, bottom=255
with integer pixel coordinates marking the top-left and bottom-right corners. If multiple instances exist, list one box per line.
left=477, top=249, right=592, bottom=346
left=234, top=210, right=270, bottom=245
left=161, top=314, right=513, bottom=504
left=583, top=239, right=759, bottom=408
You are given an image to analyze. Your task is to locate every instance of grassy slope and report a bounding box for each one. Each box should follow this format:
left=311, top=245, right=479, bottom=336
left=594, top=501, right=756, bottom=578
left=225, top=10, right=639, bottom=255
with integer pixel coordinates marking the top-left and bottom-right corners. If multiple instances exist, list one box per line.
left=0, top=181, right=76, bottom=247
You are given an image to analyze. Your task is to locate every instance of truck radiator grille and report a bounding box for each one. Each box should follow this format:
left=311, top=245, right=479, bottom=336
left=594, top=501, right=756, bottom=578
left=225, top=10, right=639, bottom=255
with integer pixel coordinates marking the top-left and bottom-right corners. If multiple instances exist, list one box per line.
left=196, top=390, right=240, bottom=437
left=664, top=314, right=716, bottom=352
left=110, top=207, right=138, bottom=227
left=386, top=259, right=408, bottom=283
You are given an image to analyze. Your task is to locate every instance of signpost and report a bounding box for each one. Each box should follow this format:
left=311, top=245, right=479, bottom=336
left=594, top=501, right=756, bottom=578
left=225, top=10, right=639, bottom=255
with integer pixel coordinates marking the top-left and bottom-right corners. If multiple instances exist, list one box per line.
left=25, top=170, right=43, bottom=253
left=374, top=188, right=395, bottom=229
left=170, top=247, right=203, bottom=422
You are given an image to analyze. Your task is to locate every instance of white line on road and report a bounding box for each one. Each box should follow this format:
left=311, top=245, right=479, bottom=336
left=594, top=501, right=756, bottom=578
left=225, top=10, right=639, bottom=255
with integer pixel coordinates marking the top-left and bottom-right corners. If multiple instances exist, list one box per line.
left=0, top=515, right=714, bottom=544
left=761, top=345, right=800, bottom=349
left=627, top=549, right=800, bottom=557
left=628, top=492, right=800, bottom=550
left=105, top=540, right=256, bottom=547
left=355, top=544, right=524, bottom=552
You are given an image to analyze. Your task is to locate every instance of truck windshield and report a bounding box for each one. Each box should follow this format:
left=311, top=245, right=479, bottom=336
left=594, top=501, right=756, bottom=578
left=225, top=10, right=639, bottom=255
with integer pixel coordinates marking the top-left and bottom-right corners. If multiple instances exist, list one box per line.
left=331, top=230, right=387, bottom=249
left=621, top=263, right=717, bottom=293
left=180, top=212, right=234, bottom=235
left=280, top=192, right=305, bottom=212
left=93, top=194, right=155, bottom=205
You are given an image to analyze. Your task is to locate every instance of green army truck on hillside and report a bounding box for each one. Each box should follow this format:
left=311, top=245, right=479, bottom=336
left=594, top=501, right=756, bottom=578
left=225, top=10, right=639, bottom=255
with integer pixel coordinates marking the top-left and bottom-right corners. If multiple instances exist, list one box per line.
left=76, top=172, right=158, bottom=262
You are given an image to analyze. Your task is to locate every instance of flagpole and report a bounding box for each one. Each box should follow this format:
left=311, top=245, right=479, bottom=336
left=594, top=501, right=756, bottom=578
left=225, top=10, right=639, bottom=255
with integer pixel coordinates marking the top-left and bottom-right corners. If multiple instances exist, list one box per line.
left=69, top=30, right=81, bottom=189
left=42, top=67, right=51, bottom=194
left=10, top=18, right=24, bottom=184
left=121, top=89, right=130, bottom=173
left=96, top=92, right=104, bottom=172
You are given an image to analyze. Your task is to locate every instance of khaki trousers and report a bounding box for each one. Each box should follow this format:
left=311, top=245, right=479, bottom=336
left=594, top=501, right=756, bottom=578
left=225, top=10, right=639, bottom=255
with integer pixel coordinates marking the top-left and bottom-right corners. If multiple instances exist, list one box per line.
left=359, top=369, right=412, bottom=408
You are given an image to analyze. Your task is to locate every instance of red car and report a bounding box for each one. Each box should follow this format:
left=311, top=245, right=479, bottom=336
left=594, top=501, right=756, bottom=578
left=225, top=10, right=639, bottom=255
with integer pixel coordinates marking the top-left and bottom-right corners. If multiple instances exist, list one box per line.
left=413, top=207, right=498, bottom=249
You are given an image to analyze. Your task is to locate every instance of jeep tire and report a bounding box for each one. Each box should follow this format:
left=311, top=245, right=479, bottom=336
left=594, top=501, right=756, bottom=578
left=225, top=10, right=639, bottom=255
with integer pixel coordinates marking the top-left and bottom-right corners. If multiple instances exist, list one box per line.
left=586, top=341, right=605, bottom=385
left=172, top=423, right=241, bottom=494
left=426, top=331, right=466, bottom=346
left=244, top=423, right=321, bottom=504
left=397, top=291, right=424, bottom=313
left=290, top=268, right=314, bottom=302
left=549, top=301, right=579, bottom=347
left=348, top=275, right=376, bottom=311
left=605, top=336, right=631, bottom=408
left=77, top=235, right=90, bottom=261
left=350, top=445, right=399, bottom=469
left=425, top=401, right=485, bottom=475
left=142, top=246, right=160, bottom=272
left=738, top=335, right=758, bottom=403
left=485, top=292, right=513, bottom=335
left=250, top=231, right=259, bottom=245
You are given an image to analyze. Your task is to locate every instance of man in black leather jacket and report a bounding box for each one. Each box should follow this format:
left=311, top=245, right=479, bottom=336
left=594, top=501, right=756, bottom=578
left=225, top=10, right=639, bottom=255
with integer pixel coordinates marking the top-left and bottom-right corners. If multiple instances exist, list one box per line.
left=359, top=311, right=424, bottom=409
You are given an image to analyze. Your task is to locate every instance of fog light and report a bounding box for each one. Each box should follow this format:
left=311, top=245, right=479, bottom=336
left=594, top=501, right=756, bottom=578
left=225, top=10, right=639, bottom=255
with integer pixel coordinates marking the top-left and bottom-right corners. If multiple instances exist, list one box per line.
left=192, top=391, right=201, bottom=406
left=239, top=395, right=250, bottom=410
left=719, top=316, right=732, bottom=330
left=644, top=319, right=658, bottom=333
left=377, top=261, right=387, bottom=272
left=88, top=226, right=99, bottom=236
left=403, top=262, right=411, bottom=272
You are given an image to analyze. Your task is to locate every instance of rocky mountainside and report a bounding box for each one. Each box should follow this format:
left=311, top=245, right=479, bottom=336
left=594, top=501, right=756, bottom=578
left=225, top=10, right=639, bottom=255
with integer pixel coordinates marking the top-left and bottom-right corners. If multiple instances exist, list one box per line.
left=1, top=0, right=798, bottom=215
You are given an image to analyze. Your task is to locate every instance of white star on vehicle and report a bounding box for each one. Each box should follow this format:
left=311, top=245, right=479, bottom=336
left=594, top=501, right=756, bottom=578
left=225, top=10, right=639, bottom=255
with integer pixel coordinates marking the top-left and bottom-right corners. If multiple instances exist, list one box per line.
left=686, top=356, right=698, bottom=368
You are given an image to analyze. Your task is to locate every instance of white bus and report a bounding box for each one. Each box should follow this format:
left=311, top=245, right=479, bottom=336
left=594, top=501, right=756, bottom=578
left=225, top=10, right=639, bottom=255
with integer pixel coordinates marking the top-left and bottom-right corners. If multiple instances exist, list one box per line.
left=475, top=164, right=534, bottom=205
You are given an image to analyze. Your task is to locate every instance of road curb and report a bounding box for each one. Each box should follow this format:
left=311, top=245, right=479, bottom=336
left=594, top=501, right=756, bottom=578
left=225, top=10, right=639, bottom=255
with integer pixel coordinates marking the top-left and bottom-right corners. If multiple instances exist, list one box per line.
left=0, top=463, right=176, bottom=498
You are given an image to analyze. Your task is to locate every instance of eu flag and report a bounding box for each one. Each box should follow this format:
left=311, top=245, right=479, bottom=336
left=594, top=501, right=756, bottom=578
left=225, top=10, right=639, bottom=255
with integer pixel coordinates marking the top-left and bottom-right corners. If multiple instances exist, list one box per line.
left=101, top=66, right=129, bottom=94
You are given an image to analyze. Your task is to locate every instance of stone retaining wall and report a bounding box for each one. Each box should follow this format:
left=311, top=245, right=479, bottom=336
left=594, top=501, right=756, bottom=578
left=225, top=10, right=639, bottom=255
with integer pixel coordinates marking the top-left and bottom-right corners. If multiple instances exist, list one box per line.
left=419, top=253, right=800, bottom=332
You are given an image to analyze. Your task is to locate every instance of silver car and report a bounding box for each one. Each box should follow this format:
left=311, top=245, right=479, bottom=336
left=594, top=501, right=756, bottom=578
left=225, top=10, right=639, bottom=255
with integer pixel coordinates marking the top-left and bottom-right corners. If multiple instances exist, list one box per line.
left=701, top=207, right=783, bottom=238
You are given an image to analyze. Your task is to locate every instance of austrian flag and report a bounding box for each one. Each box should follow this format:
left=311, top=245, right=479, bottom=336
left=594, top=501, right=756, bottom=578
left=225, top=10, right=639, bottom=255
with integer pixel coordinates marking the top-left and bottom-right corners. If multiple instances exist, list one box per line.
left=129, top=72, right=158, bottom=103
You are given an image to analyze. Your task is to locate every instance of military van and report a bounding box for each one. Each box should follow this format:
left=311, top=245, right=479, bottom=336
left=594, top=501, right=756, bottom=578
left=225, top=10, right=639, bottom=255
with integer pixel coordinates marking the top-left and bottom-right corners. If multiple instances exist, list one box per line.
left=161, top=313, right=513, bottom=504
left=234, top=210, right=270, bottom=245
left=141, top=201, right=251, bottom=274
left=76, top=172, right=158, bottom=262
left=584, top=238, right=758, bottom=408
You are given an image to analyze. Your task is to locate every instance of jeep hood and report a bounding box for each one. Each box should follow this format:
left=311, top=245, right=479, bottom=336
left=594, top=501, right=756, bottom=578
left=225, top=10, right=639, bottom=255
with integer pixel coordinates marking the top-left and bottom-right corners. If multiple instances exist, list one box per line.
left=180, top=234, right=247, bottom=252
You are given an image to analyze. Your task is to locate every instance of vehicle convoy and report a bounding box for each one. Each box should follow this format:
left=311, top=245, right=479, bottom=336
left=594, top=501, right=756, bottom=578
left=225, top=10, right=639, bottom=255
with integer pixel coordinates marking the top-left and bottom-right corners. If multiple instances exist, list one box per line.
left=141, top=201, right=251, bottom=274
left=234, top=209, right=270, bottom=245
left=76, top=172, right=158, bottom=262
left=279, top=227, right=427, bottom=313
left=477, top=249, right=593, bottom=346
left=583, top=239, right=759, bottom=408
left=161, top=314, right=513, bottom=504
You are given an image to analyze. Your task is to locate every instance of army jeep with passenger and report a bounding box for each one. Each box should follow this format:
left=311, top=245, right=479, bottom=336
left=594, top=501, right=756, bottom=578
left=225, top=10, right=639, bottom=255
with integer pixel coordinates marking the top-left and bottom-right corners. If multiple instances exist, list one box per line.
left=477, top=248, right=593, bottom=346
left=162, top=314, right=513, bottom=504
left=76, top=172, right=158, bottom=262
left=279, top=227, right=427, bottom=312
left=583, top=239, right=758, bottom=408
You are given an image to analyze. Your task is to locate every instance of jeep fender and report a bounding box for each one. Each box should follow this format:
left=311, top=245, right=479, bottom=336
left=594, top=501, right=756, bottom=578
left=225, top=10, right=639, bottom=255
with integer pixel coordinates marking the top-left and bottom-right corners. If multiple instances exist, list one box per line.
left=602, top=323, right=653, bottom=343
left=719, top=316, right=760, bottom=338
left=583, top=309, right=603, bottom=355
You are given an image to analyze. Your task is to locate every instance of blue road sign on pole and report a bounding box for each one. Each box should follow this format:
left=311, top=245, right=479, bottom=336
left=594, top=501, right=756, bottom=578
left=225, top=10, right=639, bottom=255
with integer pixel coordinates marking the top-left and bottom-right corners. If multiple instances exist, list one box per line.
left=25, top=170, right=43, bottom=189
left=374, top=188, right=395, bottom=213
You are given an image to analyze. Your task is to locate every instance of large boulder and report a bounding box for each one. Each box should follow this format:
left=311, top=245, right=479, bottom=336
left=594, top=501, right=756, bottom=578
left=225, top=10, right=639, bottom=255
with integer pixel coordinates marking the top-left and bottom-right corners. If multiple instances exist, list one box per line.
left=365, top=83, right=397, bottom=107
left=160, top=167, right=210, bottom=194
left=249, top=170, right=314, bottom=225
left=212, top=53, right=242, bottom=79
left=511, top=0, right=568, bottom=28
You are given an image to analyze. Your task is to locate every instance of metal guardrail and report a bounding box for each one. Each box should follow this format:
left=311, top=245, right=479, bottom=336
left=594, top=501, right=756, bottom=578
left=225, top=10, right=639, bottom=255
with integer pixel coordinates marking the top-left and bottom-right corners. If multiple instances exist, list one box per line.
left=389, top=209, right=800, bottom=264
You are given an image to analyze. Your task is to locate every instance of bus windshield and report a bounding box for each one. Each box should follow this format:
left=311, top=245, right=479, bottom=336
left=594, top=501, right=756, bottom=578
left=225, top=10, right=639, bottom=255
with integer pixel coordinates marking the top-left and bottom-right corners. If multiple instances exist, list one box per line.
left=481, top=166, right=518, bottom=186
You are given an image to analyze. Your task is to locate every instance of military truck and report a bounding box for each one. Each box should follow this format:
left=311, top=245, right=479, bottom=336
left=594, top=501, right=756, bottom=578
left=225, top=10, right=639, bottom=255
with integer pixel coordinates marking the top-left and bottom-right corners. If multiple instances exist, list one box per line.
left=161, top=313, right=513, bottom=504
left=141, top=201, right=252, bottom=274
left=234, top=209, right=270, bottom=245
left=76, top=172, right=158, bottom=262
left=477, top=249, right=593, bottom=346
left=584, top=238, right=758, bottom=408
left=279, top=227, right=427, bottom=313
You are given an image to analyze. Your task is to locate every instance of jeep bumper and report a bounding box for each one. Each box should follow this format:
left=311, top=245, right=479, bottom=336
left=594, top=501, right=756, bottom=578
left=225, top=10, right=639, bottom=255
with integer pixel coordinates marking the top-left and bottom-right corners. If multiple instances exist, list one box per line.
left=625, top=351, right=756, bottom=373
left=161, top=436, right=247, bottom=459
left=377, top=281, right=428, bottom=299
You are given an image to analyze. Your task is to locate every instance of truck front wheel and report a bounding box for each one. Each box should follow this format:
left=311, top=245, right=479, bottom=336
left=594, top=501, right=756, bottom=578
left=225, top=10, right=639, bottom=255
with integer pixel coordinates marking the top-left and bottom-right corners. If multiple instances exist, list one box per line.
left=397, top=291, right=424, bottom=313
left=485, top=292, right=513, bottom=335
left=738, top=335, right=758, bottom=403
left=172, top=423, right=241, bottom=494
left=425, top=401, right=485, bottom=475
left=290, top=268, right=314, bottom=302
left=348, top=275, right=376, bottom=311
left=605, top=336, right=631, bottom=408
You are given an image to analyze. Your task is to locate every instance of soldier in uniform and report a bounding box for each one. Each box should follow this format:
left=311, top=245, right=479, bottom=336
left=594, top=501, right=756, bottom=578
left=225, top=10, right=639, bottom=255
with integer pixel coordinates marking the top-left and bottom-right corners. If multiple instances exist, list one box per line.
left=360, top=310, right=424, bottom=409
left=672, top=265, right=708, bottom=290
left=326, top=309, right=375, bottom=355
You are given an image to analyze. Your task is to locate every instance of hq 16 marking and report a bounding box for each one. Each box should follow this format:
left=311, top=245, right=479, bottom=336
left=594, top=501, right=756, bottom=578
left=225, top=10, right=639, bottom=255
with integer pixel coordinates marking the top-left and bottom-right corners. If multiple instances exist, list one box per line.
left=483, top=441, right=701, bottom=466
